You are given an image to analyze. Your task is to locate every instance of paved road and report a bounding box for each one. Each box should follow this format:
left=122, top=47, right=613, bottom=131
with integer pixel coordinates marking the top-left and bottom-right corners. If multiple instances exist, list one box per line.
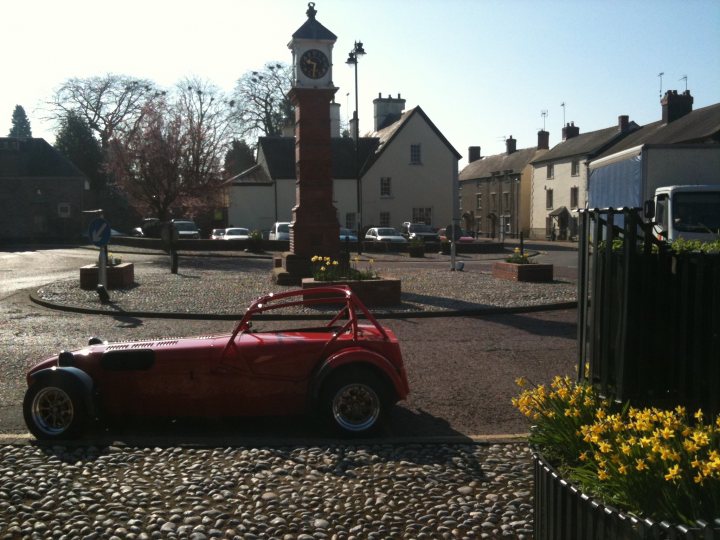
left=0, top=246, right=578, bottom=443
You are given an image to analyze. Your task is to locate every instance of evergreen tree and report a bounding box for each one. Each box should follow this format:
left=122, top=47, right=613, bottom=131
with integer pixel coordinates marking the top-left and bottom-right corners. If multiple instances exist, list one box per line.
left=8, top=105, right=32, bottom=138
left=223, top=139, right=255, bottom=178
left=54, top=111, right=104, bottom=190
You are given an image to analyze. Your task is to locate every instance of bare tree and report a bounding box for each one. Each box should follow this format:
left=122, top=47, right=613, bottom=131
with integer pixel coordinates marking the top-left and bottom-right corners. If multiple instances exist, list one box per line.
left=108, top=81, right=231, bottom=220
left=175, top=77, right=234, bottom=192
left=230, top=62, right=293, bottom=141
left=48, top=74, right=161, bottom=150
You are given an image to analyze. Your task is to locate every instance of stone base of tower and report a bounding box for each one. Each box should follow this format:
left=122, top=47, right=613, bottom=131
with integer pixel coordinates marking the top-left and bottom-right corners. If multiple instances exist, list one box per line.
left=271, top=252, right=313, bottom=286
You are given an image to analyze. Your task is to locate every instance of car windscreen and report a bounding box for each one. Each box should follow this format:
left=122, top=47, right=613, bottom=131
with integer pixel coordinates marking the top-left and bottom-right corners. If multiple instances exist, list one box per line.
left=377, top=228, right=397, bottom=235
left=174, top=222, right=198, bottom=231
left=226, top=228, right=249, bottom=235
left=278, top=223, right=289, bottom=233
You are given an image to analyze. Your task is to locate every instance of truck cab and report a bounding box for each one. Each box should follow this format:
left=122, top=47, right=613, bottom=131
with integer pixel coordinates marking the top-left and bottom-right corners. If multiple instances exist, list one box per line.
left=651, top=185, right=720, bottom=242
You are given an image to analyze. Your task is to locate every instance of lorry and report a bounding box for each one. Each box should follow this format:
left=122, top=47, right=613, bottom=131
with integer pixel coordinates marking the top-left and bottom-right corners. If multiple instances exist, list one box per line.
left=587, top=145, right=720, bottom=242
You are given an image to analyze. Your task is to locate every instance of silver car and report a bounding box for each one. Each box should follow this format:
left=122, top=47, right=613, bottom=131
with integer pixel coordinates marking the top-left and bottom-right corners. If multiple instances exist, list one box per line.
left=365, top=227, right=407, bottom=243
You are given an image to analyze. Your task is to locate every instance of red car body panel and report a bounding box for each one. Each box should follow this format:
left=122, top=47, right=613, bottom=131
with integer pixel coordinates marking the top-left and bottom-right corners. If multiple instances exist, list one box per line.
left=26, top=287, right=409, bottom=422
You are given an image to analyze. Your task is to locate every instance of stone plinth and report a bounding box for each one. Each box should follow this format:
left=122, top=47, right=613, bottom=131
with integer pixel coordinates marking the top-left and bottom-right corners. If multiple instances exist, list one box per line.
left=80, top=263, right=135, bottom=290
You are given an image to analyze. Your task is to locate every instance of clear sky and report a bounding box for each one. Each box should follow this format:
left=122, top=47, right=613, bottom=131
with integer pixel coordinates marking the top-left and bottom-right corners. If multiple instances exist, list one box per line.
left=3, top=0, right=719, bottom=166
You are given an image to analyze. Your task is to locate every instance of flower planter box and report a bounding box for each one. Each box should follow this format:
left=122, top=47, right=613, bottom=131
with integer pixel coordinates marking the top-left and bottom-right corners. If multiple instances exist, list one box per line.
left=80, top=263, right=135, bottom=290
left=492, top=261, right=553, bottom=282
left=301, top=277, right=401, bottom=307
left=533, top=450, right=719, bottom=540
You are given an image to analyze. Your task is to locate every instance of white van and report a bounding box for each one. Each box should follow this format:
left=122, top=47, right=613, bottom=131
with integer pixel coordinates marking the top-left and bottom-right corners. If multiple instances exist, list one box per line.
left=269, top=222, right=290, bottom=241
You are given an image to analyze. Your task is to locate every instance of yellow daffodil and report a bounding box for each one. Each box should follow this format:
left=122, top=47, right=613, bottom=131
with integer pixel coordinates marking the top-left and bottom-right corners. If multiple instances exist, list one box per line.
left=635, top=459, right=648, bottom=471
left=665, top=464, right=681, bottom=482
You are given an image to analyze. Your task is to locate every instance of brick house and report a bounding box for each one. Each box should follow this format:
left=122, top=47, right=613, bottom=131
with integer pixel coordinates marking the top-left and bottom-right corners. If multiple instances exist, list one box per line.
left=0, top=138, right=88, bottom=242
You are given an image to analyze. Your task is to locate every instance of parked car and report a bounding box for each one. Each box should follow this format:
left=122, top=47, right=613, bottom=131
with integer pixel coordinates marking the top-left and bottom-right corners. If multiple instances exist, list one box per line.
left=339, top=227, right=358, bottom=242
left=132, top=218, right=163, bottom=238
left=22, top=287, right=409, bottom=440
left=171, top=220, right=200, bottom=239
left=210, top=228, right=226, bottom=240
left=223, top=227, right=250, bottom=240
left=269, top=222, right=290, bottom=241
left=365, top=227, right=407, bottom=243
left=438, top=227, right=475, bottom=243
left=401, top=222, right=439, bottom=242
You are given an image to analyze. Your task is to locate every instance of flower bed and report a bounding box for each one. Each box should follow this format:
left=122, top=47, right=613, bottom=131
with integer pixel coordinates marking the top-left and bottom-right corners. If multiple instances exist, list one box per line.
left=79, top=263, right=134, bottom=290
left=301, top=277, right=401, bottom=307
left=492, top=261, right=553, bottom=282
left=513, top=376, right=720, bottom=537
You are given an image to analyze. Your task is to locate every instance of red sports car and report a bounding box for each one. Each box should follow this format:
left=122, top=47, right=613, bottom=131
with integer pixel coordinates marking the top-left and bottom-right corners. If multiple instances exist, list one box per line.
left=24, top=287, right=409, bottom=440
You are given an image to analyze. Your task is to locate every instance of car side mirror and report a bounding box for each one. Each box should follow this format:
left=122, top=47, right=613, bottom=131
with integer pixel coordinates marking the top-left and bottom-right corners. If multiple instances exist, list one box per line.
left=643, top=199, right=655, bottom=220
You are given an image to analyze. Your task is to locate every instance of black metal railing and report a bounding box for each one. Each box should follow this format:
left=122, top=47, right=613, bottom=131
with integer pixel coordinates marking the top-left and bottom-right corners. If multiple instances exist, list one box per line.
left=577, top=208, right=720, bottom=415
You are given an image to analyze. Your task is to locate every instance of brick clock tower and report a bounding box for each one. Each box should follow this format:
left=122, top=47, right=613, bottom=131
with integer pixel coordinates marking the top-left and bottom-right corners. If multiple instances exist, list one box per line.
left=274, top=2, right=340, bottom=284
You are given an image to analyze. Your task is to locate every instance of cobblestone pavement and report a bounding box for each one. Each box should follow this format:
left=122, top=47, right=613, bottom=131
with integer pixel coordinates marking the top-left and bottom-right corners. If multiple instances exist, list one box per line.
left=0, top=442, right=534, bottom=540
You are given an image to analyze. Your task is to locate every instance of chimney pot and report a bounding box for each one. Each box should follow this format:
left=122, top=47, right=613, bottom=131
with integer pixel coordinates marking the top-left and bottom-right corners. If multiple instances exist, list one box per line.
left=468, top=146, right=481, bottom=163
left=562, top=122, right=580, bottom=140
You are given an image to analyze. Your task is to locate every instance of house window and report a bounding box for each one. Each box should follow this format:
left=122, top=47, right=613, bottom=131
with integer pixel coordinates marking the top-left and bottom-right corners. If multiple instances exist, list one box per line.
left=546, top=188, right=554, bottom=209
left=490, top=193, right=497, bottom=212
left=345, top=213, right=356, bottom=230
left=379, top=212, right=391, bottom=227
left=476, top=194, right=482, bottom=211
left=412, top=207, right=432, bottom=224
left=380, top=177, right=392, bottom=197
left=503, top=192, right=510, bottom=212
left=571, top=160, right=580, bottom=176
left=410, top=144, right=422, bottom=164
left=570, top=187, right=579, bottom=209
left=546, top=164, right=554, bottom=179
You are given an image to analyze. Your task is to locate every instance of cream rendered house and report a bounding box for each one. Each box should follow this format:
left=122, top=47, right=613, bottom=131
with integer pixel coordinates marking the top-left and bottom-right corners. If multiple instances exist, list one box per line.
left=529, top=117, right=637, bottom=240
left=227, top=94, right=460, bottom=235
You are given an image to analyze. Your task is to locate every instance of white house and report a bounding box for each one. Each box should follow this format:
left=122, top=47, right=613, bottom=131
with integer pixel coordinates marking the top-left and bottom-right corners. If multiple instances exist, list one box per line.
left=227, top=94, right=461, bottom=235
left=528, top=117, right=637, bottom=240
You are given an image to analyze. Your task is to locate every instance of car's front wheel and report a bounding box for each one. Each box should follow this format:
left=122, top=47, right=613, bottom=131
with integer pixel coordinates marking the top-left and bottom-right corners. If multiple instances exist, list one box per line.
left=23, top=381, right=89, bottom=440
left=320, top=368, right=390, bottom=435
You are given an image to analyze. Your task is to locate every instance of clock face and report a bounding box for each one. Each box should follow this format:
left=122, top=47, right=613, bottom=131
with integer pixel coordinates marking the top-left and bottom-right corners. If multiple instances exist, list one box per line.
left=299, top=49, right=330, bottom=80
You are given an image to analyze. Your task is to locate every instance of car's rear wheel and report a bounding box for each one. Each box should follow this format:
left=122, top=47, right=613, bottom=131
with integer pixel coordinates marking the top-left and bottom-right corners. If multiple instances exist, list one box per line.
left=23, top=381, right=88, bottom=440
left=320, top=368, right=389, bottom=435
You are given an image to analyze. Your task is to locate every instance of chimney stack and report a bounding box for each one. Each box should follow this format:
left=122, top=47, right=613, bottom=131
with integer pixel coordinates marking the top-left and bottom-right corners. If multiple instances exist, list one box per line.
left=618, top=115, right=629, bottom=132
left=468, top=146, right=481, bottom=163
left=661, top=90, right=693, bottom=123
left=505, top=136, right=516, bottom=154
left=537, top=130, right=549, bottom=150
left=562, top=122, right=580, bottom=141
left=373, top=93, right=406, bottom=130
left=330, top=102, right=341, bottom=137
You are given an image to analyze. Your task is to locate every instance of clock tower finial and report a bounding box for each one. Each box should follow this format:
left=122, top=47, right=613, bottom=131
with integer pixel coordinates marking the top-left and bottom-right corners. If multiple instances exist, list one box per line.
left=306, top=2, right=317, bottom=19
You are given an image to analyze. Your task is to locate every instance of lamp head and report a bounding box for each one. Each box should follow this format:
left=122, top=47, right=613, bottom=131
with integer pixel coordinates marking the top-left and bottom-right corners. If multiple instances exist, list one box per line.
left=354, top=41, right=366, bottom=55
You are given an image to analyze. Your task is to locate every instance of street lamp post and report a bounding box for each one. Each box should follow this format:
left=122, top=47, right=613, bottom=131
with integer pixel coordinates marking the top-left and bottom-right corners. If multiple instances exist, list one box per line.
left=346, top=40, right=366, bottom=255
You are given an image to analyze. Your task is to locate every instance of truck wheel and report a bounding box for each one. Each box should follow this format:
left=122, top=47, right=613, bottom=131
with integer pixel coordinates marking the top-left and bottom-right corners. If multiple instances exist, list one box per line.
left=320, top=369, right=389, bottom=435
left=23, top=380, right=88, bottom=440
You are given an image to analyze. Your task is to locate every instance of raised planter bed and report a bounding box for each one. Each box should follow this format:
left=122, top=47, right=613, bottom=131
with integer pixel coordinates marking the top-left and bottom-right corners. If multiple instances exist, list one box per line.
left=80, top=263, right=134, bottom=290
left=533, top=450, right=719, bottom=539
left=492, top=262, right=553, bottom=282
left=301, top=277, right=401, bottom=307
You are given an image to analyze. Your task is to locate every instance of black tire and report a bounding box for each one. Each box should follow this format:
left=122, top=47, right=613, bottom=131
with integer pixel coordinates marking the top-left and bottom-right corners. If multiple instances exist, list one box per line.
left=23, top=379, right=89, bottom=441
left=319, top=367, right=391, bottom=436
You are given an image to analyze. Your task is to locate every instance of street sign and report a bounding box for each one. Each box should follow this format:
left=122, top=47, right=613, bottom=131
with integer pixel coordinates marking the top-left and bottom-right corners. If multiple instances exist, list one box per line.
left=88, top=218, right=111, bottom=247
